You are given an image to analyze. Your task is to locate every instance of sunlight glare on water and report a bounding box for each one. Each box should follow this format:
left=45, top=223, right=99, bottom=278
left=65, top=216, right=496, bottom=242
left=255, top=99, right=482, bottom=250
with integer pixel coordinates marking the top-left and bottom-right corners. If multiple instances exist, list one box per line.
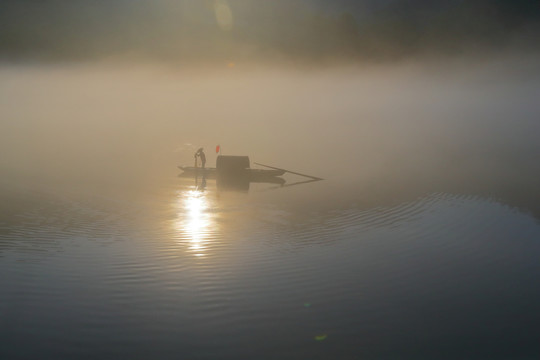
left=175, top=188, right=216, bottom=257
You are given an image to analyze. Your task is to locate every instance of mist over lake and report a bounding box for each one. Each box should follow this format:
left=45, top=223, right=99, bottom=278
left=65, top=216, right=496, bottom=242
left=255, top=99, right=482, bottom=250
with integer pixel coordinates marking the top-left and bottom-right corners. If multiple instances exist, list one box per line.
left=2, top=57, right=539, bottom=209
left=2, top=56, right=540, bottom=359
left=1, top=1, right=540, bottom=358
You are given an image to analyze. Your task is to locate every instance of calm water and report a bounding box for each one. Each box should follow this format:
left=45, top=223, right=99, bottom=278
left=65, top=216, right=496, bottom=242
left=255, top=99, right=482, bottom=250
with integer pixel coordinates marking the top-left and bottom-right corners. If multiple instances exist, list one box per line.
left=2, top=171, right=540, bottom=359
left=1, top=62, right=540, bottom=359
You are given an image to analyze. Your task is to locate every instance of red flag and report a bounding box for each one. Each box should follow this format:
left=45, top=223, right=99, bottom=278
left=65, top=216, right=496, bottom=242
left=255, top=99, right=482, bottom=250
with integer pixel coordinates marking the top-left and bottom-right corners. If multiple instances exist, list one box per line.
left=216, top=145, right=220, bottom=154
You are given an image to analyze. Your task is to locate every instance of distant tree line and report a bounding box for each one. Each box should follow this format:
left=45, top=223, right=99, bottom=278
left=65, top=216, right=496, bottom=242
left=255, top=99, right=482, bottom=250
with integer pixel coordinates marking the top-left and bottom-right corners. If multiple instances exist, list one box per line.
left=0, top=0, right=538, bottom=63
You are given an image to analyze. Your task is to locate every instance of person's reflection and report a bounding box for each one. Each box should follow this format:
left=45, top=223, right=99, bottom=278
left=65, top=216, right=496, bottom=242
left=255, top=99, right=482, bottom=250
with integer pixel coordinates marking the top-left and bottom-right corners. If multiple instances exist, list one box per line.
left=196, top=171, right=207, bottom=192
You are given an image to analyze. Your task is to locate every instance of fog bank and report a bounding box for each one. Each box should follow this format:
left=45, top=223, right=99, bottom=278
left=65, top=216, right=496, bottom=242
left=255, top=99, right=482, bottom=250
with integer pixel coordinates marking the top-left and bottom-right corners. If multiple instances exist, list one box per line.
left=1, top=56, right=539, bottom=216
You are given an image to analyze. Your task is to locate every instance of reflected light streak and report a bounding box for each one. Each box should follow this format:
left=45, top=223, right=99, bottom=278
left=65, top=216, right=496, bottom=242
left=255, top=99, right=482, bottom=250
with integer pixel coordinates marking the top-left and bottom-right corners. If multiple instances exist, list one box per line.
left=176, top=189, right=213, bottom=257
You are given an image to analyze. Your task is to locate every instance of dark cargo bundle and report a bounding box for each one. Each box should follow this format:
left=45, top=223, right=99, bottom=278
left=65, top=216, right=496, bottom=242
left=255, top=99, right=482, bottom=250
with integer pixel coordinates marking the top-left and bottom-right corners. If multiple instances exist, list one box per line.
left=216, top=156, right=250, bottom=173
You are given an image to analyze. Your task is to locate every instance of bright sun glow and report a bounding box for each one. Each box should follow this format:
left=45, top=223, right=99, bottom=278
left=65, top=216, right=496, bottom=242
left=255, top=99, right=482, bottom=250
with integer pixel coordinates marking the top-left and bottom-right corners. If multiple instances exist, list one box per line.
left=176, top=189, right=212, bottom=257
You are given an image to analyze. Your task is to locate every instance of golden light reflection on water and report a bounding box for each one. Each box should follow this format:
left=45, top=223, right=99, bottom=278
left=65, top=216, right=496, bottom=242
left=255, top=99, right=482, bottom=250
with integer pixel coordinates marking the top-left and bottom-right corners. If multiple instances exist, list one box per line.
left=175, top=189, right=216, bottom=257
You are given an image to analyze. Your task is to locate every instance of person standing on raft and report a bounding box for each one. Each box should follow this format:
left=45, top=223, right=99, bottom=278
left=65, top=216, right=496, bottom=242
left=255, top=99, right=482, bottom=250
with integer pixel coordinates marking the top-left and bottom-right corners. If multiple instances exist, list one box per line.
left=195, top=148, right=206, bottom=169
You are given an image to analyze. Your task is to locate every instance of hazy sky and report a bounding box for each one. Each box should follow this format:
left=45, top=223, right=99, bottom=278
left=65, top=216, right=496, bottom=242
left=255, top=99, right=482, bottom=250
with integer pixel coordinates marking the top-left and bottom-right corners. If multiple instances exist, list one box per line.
left=1, top=0, right=539, bottom=64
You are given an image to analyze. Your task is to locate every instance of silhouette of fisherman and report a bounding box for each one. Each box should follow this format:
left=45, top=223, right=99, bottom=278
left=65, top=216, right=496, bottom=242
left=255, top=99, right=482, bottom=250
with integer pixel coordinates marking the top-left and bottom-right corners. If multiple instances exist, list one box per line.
left=195, top=148, right=206, bottom=169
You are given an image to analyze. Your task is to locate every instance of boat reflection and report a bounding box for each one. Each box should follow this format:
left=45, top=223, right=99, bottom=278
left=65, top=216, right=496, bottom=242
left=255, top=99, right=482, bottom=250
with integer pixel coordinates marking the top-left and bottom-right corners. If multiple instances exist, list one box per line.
left=216, top=174, right=285, bottom=192
left=178, top=169, right=287, bottom=193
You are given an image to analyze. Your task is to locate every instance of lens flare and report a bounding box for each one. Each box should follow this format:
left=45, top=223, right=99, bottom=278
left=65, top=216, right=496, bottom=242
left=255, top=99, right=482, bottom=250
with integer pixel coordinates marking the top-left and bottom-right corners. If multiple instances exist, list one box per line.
left=214, top=0, right=233, bottom=31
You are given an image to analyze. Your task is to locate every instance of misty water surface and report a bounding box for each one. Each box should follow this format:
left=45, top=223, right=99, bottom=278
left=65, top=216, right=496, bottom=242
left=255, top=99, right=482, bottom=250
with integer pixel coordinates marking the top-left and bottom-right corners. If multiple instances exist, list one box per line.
left=1, top=58, right=540, bottom=359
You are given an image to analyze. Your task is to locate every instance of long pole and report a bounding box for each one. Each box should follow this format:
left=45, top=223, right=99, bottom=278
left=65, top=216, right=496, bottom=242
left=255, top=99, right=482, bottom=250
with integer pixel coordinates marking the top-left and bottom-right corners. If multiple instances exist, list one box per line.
left=254, top=162, right=323, bottom=181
